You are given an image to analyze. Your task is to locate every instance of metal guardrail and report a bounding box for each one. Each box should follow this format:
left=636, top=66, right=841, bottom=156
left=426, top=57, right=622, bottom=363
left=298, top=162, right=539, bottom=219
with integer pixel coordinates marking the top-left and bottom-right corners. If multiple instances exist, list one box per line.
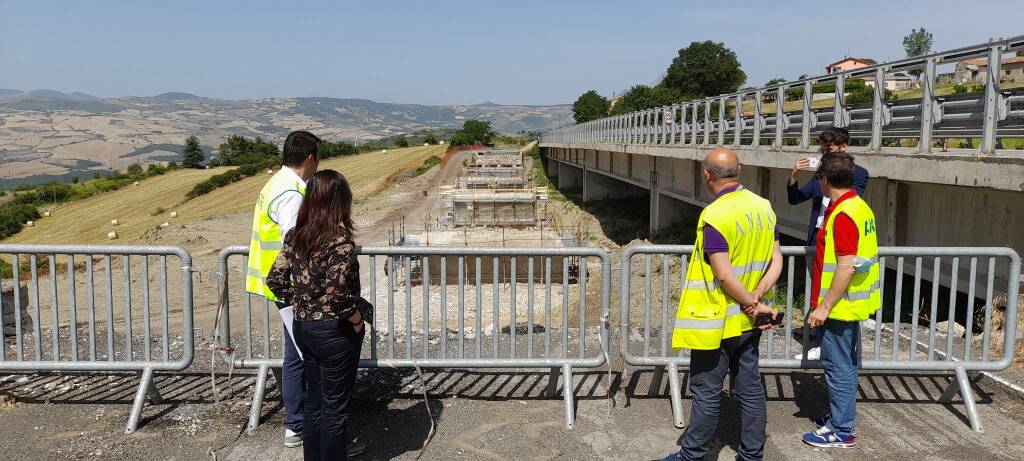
left=620, top=244, right=1021, bottom=432
left=543, top=36, right=1024, bottom=154
left=217, top=245, right=611, bottom=430
left=0, top=244, right=194, bottom=434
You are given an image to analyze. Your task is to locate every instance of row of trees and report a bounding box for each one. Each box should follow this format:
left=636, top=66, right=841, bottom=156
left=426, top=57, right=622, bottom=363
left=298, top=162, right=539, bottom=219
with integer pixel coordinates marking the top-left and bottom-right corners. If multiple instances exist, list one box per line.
left=572, top=29, right=937, bottom=123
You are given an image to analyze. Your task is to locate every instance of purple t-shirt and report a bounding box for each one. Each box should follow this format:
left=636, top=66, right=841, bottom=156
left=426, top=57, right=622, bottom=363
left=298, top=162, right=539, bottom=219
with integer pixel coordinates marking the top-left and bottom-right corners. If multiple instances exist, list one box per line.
left=703, top=185, right=779, bottom=258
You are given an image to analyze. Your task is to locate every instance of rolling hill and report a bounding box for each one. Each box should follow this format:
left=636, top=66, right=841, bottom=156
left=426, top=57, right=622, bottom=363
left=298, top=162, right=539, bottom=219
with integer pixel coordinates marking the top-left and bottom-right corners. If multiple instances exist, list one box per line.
left=3, top=145, right=446, bottom=245
left=0, top=91, right=570, bottom=187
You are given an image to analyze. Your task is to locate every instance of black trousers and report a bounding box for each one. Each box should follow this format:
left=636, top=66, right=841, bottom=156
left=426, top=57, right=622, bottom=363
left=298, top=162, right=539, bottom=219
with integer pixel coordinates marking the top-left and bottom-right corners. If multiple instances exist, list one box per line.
left=294, top=319, right=365, bottom=461
left=679, top=329, right=766, bottom=461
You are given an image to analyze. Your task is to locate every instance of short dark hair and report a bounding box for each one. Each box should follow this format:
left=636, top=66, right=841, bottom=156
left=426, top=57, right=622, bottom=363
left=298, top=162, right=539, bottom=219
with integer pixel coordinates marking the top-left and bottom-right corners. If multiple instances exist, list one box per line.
left=282, top=131, right=321, bottom=166
left=817, top=152, right=855, bottom=188
left=818, top=127, right=850, bottom=147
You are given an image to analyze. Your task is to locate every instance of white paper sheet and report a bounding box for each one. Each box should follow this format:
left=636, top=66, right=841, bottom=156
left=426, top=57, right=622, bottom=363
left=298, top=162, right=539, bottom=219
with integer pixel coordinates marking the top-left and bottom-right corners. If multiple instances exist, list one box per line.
left=278, top=306, right=303, bottom=360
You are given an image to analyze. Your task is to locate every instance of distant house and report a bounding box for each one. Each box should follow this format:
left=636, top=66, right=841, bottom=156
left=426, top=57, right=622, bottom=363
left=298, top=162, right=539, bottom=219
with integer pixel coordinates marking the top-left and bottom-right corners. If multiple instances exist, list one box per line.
left=864, top=72, right=915, bottom=91
left=825, top=57, right=876, bottom=74
left=954, top=56, right=1024, bottom=84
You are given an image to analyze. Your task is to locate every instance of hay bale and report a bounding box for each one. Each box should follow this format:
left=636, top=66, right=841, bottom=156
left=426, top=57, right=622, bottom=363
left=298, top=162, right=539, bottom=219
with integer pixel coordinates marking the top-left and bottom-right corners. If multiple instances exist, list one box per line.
left=424, top=143, right=429, bottom=146
left=266, top=169, right=274, bottom=175
left=42, top=211, right=51, bottom=217
left=382, top=149, right=388, bottom=153
left=107, top=231, right=118, bottom=240
left=133, top=181, right=139, bottom=186
left=111, top=219, right=120, bottom=226
left=160, top=222, right=170, bottom=228
left=170, top=211, right=178, bottom=218
left=25, top=221, right=34, bottom=227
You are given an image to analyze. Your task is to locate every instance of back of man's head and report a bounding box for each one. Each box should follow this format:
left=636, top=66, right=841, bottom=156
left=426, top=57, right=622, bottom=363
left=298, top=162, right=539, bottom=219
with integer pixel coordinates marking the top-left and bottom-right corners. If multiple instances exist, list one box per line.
left=818, top=127, right=850, bottom=148
left=283, top=131, right=321, bottom=167
left=702, top=147, right=740, bottom=180
left=818, top=152, right=855, bottom=188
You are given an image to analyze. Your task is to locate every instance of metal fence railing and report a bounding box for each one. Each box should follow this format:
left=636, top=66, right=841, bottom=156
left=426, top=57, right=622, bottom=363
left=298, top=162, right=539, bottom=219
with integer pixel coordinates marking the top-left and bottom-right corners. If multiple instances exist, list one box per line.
left=217, top=245, right=611, bottom=431
left=0, top=244, right=194, bottom=433
left=620, top=244, right=1021, bottom=432
left=543, top=36, right=1024, bottom=155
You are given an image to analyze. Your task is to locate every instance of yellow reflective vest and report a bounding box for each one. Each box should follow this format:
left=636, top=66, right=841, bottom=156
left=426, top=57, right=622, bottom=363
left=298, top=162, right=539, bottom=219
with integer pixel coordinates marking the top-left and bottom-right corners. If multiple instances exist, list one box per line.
left=245, top=169, right=305, bottom=301
left=672, top=187, right=776, bottom=350
left=818, top=195, right=881, bottom=321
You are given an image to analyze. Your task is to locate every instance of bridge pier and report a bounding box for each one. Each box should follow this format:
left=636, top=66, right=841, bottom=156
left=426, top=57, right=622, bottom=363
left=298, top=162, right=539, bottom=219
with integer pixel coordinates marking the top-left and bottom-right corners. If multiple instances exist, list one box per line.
left=557, top=162, right=583, bottom=190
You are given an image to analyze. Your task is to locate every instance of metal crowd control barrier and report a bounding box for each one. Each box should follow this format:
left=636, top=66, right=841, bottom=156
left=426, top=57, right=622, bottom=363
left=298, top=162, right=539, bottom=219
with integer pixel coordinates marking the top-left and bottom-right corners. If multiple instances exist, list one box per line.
left=0, top=244, right=195, bottom=433
left=543, top=36, right=1024, bottom=155
left=217, top=245, right=611, bottom=430
left=620, top=244, right=1020, bottom=433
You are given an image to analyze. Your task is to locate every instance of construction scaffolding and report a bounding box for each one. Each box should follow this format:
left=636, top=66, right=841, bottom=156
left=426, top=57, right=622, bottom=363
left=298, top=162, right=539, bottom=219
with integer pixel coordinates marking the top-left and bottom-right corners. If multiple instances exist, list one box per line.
left=442, top=148, right=548, bottom=228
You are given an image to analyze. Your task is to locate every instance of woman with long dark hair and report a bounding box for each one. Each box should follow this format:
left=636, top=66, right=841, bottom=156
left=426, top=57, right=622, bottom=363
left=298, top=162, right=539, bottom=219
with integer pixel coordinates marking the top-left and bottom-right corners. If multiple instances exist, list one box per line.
left=267, top=169, right=371, bottom=460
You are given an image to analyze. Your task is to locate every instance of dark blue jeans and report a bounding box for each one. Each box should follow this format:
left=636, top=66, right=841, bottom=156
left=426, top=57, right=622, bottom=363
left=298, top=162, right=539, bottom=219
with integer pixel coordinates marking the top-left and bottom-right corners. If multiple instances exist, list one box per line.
left=276, top=302, right=305, bottom=432
left=679, top=329, right=766, bottom=461
left=820, top=318, right=860, bottom=434
left=294, top=319, right=364, bottom=461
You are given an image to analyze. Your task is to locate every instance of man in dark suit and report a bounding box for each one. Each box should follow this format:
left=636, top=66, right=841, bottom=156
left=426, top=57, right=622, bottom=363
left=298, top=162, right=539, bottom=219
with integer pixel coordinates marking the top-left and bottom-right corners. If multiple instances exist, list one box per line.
left=787, top=127, right=868, bottom=246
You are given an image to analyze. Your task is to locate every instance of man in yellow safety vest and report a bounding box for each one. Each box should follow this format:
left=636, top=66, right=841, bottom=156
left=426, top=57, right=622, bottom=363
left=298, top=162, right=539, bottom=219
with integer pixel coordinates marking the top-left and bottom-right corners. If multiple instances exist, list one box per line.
left=660, top=147, right=783, bottom=461
left=246, top=130, right=320, bottom=448
left=801, top=152, right=880, bottom=449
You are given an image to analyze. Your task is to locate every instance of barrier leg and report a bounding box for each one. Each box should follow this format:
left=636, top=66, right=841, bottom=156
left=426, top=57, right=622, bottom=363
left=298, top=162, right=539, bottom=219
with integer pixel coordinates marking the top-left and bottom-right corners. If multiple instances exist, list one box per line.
left=562, top=364, right=576, bottom=429
left=547, top=367, right=560, bottom=398
left=939, top=366, right=982, bottom=433
left=125, top=367, right=155, bottom=434
left=248, top=364, right=270, bottom=433
left=667, top=362, right=685, bottom=428
left=649, top=365, right=665, bottom=397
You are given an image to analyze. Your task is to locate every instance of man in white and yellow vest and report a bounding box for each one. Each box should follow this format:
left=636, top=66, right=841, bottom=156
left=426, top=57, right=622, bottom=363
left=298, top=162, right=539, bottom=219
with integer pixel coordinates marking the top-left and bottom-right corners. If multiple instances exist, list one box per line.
left=247, top=130, right=320, bottom=448
left=660, top=148, right=783, bottom=461
left=801, top=152, right=879, bottom=449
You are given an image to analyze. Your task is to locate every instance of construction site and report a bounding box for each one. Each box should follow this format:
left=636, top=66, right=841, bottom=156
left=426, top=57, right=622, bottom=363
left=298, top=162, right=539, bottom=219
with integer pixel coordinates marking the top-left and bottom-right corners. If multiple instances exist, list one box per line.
left=388, top=147, right=584, bottom=285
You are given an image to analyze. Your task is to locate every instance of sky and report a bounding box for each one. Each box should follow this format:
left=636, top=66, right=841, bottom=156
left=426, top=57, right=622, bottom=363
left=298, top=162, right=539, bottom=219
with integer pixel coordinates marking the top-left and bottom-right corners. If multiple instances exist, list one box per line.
left=1, top=1, right=1021, bottom=106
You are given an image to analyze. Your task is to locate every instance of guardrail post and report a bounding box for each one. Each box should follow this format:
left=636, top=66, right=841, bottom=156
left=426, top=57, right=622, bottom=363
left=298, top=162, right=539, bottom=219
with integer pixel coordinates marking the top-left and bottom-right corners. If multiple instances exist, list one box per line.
left=801, top=80, right=813, bottom=149
left=981, top=43, right=1004, bottom=155
left=690, top=103, right=699, bottom=146
left=703, top=100, right=711, bottom=145
left=919, top=57, right=938, bottom=153
left=775, top=85, right=786, bottom=148
left=833, top=73, right=847, bottom=128
left=753, top=90, right=763, bottom=147
left=734, top=93, right=742, bottom=146
left=718, top=97, right=726, bottom=146
left=871, top=66, right=886, bottom=151
left=667, top=362, right=685, bottom=428
left=124, top=367, right=156, bottom=434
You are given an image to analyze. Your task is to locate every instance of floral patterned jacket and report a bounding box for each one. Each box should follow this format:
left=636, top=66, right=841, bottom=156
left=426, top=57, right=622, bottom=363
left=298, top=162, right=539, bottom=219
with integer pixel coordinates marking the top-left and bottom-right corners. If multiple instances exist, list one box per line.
left=266, top=228, right=373, bottom=322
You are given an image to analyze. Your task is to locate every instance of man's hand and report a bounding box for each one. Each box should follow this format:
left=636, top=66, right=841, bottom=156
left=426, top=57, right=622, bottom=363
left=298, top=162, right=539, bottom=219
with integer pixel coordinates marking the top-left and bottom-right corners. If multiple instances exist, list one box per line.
left=789, top=158, right=811, bottom=184
left=807, top=304, right=830, bottom=328
left=757, top=309, right=778, bottom=331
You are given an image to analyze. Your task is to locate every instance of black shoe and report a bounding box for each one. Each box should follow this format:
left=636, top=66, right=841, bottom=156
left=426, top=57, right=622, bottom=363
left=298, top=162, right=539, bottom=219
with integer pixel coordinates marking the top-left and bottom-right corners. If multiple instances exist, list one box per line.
left=348, top=438, right=367, bottom=457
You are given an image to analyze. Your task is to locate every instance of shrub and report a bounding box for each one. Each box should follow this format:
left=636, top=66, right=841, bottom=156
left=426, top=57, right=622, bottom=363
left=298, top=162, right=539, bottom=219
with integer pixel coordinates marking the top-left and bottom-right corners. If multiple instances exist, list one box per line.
left=0, top=203, right=41, bottom=240
left=185, top=159, right=279, bottom=200
left=126, top=163, right=144, bottom=177
left=413, top=156, right=442, bottom=176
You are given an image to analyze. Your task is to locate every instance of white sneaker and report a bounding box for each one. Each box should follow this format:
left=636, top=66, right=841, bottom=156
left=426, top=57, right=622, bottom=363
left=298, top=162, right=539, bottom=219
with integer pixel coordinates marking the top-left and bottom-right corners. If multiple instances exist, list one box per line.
left=284, top=428, right=302, bottom=448
left=794, top=347, right=821, bottom=360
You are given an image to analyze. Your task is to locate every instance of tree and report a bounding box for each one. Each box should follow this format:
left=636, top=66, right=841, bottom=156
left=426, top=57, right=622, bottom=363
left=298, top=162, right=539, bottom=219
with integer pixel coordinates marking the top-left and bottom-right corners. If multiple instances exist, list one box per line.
left=217, top=135, right=279, bottom=166
left=662, top=41, right=746, bottom=98
left=609, top=84, right=684, bottom=115
left=126, top=163, right=144, bottom=177
left=182, top=135, right=205, bottom=168
left=424, top=132, right=439, bottom=145
left=394, top=135, right=409, bottom=148
left=903, top=28, right=934, bottom=78
left=765, top=78, right=787, bottom=87
left=461, top=120, right=493, bottom=145
left=572, top=90, right=610, bottom=123
left=448, top=131, right=474, bottom=147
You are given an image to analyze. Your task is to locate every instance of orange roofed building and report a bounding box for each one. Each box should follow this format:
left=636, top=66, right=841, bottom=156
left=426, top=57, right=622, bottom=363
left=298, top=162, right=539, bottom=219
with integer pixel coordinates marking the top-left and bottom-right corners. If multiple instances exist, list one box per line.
left=825, top=57, right=876, bottom=74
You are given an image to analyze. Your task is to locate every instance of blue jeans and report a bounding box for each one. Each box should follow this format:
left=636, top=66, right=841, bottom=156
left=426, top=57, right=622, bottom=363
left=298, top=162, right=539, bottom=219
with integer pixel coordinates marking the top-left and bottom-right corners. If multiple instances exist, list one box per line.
left=679, top=329, right=766, bottom=461
left=820, top=318, right=860, bottom=434
left=277, top=302, right=305, bottom=432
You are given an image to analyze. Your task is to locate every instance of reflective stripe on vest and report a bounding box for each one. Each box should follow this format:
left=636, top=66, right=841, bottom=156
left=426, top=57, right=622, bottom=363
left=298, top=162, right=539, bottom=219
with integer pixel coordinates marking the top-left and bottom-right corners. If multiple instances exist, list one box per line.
left=245, top=169, right=305, bottom=301
left=673, top=188, right=777, bottom=351
left=819, top=195, right=881, bottom=321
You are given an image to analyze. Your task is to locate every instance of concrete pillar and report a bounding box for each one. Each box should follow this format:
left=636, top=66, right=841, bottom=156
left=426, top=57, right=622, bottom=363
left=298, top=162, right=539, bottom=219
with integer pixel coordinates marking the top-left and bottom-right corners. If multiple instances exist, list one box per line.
left=557, top=163, right=583, bottom=190
left=582, top=169, right=637, bottom=201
